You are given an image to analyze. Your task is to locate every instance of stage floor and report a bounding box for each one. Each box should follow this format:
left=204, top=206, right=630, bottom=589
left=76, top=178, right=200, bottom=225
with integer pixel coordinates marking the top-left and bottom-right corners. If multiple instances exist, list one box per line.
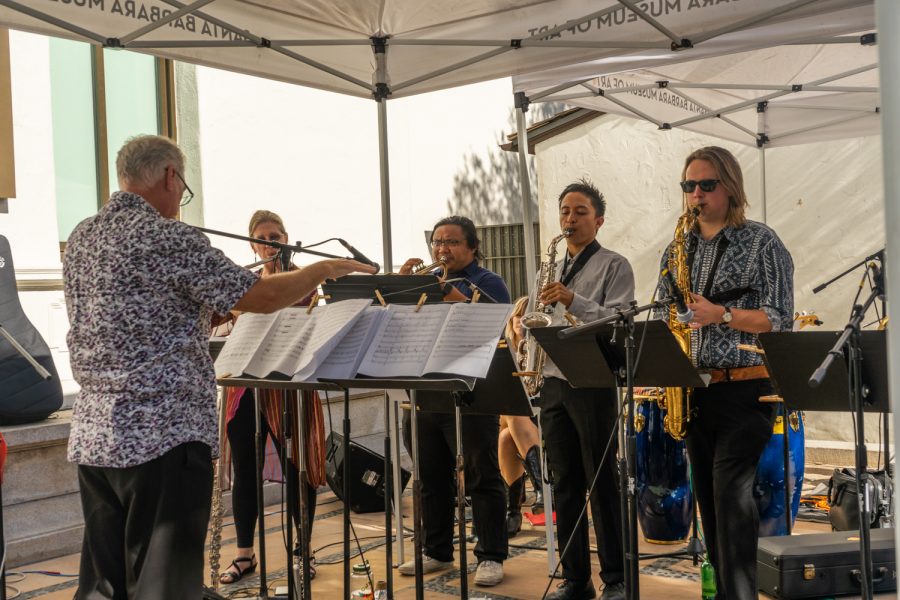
left=6, top=487, right=893, bottom=599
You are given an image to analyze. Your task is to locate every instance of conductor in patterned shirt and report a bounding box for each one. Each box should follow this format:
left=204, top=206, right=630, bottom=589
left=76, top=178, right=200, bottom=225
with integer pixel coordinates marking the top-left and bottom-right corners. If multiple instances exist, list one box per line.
left=62, top=135, right=374, bottom=599
left=655, top=146, right=794, bottom=599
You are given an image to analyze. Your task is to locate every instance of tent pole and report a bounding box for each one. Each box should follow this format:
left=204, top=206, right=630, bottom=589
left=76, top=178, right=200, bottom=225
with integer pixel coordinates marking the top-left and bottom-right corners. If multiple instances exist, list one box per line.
left=759, top=147, right=767, bottom=224
left=377, top=98, right=393, bottom=272
left=876, top=0, right=900, bottom=553
left=514, top=94, right=537, bottom=291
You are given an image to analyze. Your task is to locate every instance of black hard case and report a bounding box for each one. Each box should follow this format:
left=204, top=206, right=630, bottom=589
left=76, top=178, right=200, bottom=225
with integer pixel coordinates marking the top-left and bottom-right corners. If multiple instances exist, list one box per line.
left=757, top=529, right=896, bottom=598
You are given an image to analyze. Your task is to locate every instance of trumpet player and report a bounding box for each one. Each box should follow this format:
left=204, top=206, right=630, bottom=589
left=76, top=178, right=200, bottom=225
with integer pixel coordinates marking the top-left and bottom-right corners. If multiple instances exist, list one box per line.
left=654, top=146, right=793, bottom=599
left=398, top=215, right=512, bottom=587
left=529, top=180, right=634, bottom=600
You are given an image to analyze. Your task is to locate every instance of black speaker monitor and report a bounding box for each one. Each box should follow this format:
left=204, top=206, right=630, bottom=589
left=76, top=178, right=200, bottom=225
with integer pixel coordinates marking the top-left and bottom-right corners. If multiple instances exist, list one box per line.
left=325, top=431, right=411, bottom=514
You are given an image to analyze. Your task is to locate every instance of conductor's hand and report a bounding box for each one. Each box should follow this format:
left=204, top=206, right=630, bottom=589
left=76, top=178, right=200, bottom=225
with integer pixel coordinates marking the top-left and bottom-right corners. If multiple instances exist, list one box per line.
left=686, top=292, right=725, bottom=329
left=324, top=259, right=377, bottom=280
left=539, top=282, right=574, bottom=309
left=399, top=258, right=426, bottom=275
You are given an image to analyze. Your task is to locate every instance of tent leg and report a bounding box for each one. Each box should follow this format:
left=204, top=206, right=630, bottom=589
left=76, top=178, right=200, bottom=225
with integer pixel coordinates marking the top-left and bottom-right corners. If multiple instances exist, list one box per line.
left=378, top=98, right=393, bottom=272
left=876, top=0, right=900, bottom=553
left=514, top=95, right=538, bottom=291
left=759, top=146, right=767, bottom=224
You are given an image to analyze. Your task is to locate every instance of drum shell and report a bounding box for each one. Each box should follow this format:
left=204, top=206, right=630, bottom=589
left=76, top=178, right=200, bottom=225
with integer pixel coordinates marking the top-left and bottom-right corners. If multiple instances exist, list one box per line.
left=635, top=399, right=692, bottom=543
left=755, top=407, right=805, bottom=537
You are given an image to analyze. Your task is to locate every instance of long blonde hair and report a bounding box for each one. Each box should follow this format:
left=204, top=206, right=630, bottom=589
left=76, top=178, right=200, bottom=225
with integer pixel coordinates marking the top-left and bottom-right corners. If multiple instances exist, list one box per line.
left=682, top=146, right=748, bottom=228
left=504, top=296, right=530, bottom=348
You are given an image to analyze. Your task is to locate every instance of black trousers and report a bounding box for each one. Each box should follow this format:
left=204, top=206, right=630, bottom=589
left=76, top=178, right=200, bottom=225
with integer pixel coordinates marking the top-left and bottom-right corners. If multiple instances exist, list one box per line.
left=686, top=378, right=776, bottom=600
left=76, top=442, right=213, bottom=600
left=539, top=377, right=624, bottom=585
left=228, top=391, right=317, bottom=549
left=402, top=409, right=508, bottom=563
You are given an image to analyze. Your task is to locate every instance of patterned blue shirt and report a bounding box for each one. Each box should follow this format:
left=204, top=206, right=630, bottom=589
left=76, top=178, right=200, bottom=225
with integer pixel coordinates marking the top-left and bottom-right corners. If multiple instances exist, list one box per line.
left=63, top=192, right=258, bottom=467
left=656, top=220, right=794, bottom=369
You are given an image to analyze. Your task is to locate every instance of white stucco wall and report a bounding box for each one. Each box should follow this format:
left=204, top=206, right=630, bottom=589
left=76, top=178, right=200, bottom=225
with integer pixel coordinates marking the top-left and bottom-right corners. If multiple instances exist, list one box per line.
left=535, top=115, right=886, bottom=445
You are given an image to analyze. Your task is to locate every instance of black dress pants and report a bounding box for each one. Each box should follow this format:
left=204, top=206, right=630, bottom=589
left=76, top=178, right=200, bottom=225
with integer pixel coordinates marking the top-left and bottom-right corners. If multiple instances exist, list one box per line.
left=539, top=377, right=624, bottom=585
left=76, top=442, right=213, bottom=600
left=402, top=409, right=508, bottom=564
left=228, top=391, right=317, bottom=549
left=686, top=378, right=776, bottom=600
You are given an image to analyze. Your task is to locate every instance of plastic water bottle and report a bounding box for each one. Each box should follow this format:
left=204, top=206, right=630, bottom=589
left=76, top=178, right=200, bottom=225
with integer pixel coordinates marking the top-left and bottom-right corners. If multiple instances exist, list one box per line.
left=701, top=559, right=717, bottom=600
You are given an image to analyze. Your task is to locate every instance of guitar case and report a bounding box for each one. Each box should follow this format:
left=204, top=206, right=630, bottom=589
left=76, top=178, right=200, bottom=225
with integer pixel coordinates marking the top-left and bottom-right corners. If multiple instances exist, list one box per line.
left=0, top=235, right=63, bottom=424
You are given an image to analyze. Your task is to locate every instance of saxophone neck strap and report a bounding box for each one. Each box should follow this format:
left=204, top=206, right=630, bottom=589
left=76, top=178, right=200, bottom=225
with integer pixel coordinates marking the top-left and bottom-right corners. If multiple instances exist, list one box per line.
left=560, top=239, right=601, bottom=287
left=687, top=235, right=730, bottom=299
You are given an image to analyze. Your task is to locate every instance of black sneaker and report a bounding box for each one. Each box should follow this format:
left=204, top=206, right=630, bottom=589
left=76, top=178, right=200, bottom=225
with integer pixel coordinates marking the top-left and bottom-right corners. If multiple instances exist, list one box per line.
left=546, top=579, right=596, bottom=600
left=599, top=581, right=625, bottom=600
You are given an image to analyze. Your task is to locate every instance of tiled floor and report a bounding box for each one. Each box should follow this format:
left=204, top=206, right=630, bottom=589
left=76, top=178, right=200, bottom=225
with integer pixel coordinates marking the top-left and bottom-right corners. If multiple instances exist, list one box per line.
left=6, top=483, right=892, bottom=599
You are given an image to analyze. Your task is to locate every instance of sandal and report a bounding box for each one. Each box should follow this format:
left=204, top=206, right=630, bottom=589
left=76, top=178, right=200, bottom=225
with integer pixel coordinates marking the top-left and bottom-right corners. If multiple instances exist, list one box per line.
left=219, top=554, right=257, bottom=585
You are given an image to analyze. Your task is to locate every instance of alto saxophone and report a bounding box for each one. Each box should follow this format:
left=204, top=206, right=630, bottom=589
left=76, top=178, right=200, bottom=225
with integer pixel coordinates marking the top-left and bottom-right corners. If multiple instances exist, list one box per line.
left=661, top=207, right=699, bottom=440
left=517, top=229, right=573, bottom=396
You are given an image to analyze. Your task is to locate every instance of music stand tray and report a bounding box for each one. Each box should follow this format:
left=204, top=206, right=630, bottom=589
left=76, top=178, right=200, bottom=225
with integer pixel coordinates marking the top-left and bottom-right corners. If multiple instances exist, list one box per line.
left=415, top=346, right=533, bottom=416
left=758, top=330, right=890, bottom=413
left=322, top=274, right=443, bottom=305
left=533, top=320, right=705, bottom=389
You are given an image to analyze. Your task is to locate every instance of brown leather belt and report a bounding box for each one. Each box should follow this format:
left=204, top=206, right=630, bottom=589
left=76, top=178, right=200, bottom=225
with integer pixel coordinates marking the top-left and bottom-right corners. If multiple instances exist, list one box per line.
left=704, top=365, right=769, bottom=384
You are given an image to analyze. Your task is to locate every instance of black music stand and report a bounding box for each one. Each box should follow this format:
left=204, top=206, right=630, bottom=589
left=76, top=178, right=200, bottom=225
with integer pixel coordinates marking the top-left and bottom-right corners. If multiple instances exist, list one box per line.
left=759, top=330, right=891, bottom=600
left=217, top=377, right=343, bottom=600
left=404, top=347, right=532, bottom=600
left=320, top=275, right=446, bottom=599
left=323, top=275, right=443, bottom=305
left=322, top=377, right=476, bottom=600
left=535, top=319, right=705, bottom=600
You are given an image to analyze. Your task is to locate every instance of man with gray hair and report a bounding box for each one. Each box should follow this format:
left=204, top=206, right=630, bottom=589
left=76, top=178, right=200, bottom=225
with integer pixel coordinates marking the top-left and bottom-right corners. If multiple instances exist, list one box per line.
left=63, top=134, right=374, bottom=599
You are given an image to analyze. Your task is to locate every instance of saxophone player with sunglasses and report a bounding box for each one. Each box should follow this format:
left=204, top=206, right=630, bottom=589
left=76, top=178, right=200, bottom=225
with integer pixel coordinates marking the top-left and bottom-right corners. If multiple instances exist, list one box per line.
left=655, top=147, right=794, bottom=600
left=529, top=180, right=634, bottom=600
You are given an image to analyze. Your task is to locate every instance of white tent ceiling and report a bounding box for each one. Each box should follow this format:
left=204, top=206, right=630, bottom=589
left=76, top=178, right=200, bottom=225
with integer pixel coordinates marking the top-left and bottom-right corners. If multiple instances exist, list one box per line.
left=0, top=0, right=875, bottom=100
left=513, top=36, right=880, bottom=147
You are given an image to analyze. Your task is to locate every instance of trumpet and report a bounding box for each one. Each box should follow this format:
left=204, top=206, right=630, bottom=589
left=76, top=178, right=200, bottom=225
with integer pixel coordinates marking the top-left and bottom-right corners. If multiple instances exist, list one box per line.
left=412, top=256, right=448, bottom=274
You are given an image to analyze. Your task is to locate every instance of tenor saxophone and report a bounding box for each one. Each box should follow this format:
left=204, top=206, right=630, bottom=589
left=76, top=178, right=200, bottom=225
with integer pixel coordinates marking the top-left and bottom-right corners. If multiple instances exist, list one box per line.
left=517, top=229, right=572, bottom=396
left=661, top=207, right=699, bottom=440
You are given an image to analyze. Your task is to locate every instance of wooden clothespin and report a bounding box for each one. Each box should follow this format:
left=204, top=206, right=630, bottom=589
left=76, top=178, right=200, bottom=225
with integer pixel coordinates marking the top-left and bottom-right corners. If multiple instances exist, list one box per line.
left=759, top=394, right=783, bottom=403
left=470, top=289, right=481, bottom=303
left=414, top=292, right=428, bottom=312
left=563, top=312, right=579, bottom=327
left=374, top=289, right=387, bottom=307
left=305, top=293, right=320, bottom=314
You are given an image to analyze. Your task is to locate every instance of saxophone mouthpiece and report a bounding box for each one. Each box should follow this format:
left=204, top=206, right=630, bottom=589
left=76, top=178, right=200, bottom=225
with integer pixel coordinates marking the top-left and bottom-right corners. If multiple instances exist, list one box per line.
left=563, top=228, right=574, bottom=236
left=690, top=207, right=700, bottom=217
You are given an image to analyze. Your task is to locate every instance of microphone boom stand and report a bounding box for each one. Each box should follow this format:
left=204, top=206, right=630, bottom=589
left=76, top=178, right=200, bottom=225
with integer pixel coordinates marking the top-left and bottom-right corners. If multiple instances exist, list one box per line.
left=560, top=297, right=677, bottom=600
left=809, top=265, right=884, bottom=600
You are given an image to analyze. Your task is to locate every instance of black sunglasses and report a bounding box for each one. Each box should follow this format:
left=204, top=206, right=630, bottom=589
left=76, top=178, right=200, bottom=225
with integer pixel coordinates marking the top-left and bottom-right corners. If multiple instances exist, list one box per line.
left=680, top=179, right=720, bottom=193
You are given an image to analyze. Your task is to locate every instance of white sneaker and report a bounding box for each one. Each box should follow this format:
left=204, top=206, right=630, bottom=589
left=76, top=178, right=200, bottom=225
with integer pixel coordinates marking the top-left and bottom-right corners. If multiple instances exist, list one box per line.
left=398, top=554, right=453, bottom=576
left=474, top=560, right=503, bottom=586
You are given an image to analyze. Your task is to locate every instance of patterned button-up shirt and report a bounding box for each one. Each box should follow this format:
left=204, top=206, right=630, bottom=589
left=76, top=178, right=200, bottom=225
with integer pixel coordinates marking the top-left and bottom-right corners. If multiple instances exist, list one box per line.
left=656, top=220, right=794, bottom=369
left=63, top=192, right=258, bottom=468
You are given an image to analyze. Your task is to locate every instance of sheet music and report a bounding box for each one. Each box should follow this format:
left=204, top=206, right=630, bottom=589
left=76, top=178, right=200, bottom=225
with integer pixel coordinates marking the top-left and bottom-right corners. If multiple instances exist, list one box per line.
left=424, top=303, right=514, bottom=378
left=213, top=312, right=280, bottom=378
left=243, top=308, right=313, bottom=378
left=290, top=299, right=372, bottom=380
left=307, top=306, right=387, bottom=380
left=357, top=304, right=451, bottom=377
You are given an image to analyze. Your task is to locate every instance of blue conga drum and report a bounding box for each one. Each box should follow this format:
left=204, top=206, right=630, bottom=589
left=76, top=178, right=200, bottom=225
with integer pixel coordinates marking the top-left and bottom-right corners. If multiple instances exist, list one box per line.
left=635, top=393, right=693, bottom=543
left=755, top=405, right=805, bottom=537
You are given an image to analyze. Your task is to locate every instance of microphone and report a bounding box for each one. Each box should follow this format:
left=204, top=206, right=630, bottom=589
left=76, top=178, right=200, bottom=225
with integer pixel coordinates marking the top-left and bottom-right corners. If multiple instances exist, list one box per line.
left=662, top=268, right=693, bottom=323
left=338, top=239, right=380, bottom=273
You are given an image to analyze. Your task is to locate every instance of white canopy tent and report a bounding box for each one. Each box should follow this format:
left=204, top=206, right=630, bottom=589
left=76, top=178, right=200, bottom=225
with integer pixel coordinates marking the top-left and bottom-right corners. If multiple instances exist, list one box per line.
left=0, top=0, right=876, bottom=277
left=511, top=1, right=900, bottom=577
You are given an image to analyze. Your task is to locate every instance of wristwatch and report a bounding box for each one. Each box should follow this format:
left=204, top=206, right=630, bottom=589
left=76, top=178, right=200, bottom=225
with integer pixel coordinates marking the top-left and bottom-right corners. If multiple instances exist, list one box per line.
left=721, top=306, right=733, bottom=324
